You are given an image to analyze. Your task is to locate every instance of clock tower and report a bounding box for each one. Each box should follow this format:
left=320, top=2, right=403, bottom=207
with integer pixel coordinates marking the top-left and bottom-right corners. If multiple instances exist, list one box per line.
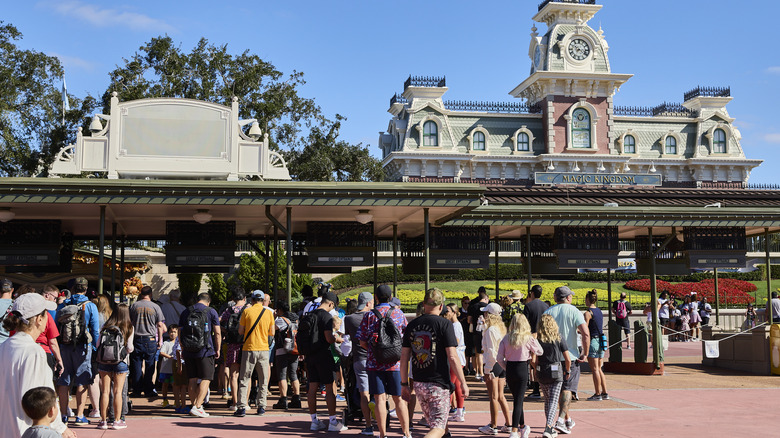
left=511, top=0, right=632, bottom=156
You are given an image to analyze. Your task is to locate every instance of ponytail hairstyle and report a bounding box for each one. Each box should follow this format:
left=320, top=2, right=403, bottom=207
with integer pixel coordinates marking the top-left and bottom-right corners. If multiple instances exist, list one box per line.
left=586, top=290, right=598, bottom=306
left=2, top=309, right=46, bottom=334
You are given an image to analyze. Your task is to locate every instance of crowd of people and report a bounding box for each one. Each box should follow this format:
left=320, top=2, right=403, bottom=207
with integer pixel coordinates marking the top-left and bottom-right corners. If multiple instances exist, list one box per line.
left=5, top=274, right=771, bottom=438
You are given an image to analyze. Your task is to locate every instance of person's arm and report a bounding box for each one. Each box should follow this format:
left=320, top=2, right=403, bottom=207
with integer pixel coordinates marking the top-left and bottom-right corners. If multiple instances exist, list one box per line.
left=156, top=321, right=165, bottom=349
left=126, top=331, right=135, bottom=354
left=564, top=347, right=572, bottom=374
left=324, top=329, right=342, bottom=345
left=577, top=322, right=590, bottom=361
left=400, top=347, right=412, bottom=402
left=627, top=302, right=633, bottom=316
left=496, top=338, right=507, bottom=371
left=49, top=337, right=64, bottom=376
left=88, top=303, right=100, bottom=350
left=212, top=310, right=221, bottom=358
left=446, top=345, right=469, bottom=398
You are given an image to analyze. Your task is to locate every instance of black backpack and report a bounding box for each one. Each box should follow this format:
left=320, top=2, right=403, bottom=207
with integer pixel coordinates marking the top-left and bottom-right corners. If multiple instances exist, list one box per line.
left=296, top=310, right=320, bottom=356
left=224, top=304, right=248, bottom=344
left=180, top=306, right=209, bottom=353
left=370, top=308, right=403, bottom=364
left=57, top=303, right=91, bottom=345
left=96, top=326, right=127, bottom=365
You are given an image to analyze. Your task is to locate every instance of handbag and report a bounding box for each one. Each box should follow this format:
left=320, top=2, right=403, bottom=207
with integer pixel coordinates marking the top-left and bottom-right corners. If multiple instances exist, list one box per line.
left=536, top=341, right=564, bottom=384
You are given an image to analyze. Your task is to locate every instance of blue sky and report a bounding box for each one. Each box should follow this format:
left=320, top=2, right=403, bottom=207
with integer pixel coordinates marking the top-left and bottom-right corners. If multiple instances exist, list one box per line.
left=5, top=0, right=780, bottom=182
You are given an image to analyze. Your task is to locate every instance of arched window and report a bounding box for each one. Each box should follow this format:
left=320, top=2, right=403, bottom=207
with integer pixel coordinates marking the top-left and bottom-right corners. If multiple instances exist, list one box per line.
left=665, top=136, right=677, bottom=154
left=713, top=128, right=726, bottom=153
left=623, top=135, right=636, bottom=154
left=473, top=131, right=486, bottom=151
left=517, top=132, right=530, bottom=151
left=571, top=108, right=591, bottom=148
left=423, top=121, right=438, bottom=147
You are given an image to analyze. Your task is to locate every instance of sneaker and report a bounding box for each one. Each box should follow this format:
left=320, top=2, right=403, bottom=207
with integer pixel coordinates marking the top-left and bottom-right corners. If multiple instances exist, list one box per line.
left=565, top=418, right=575, bottom=430
left=521, top=425, right=531, bottom=438
left=256, top=407, right=266, bottom=416
left=87, top=409, right=100, bottom=419
left=328, top=420, right=347, bottom=432
left=389, top=409, right=398, bottom=419
left=418, top=417, right=429, bottom=427
left=449, top=412, right=465, bottom=422
left=602, top=393, right=610, bottom=400
left=288, top=397, right=302, bottom=409
left=97, top=421, right=108, bottom=430
left=475, top=375, right=484, bottom=382
left=73, top=416, right=90, bottom=426
left=336, top=395, right=346, bottom=402
left=543, top=427, right=556, bottom=438
left=233, top=407, right=246, bottom=417
left=587, top=394, right=602, bottom=401
left=571, top=392, right=578, bottom=401
left=112, top=419, right=127, bottom=430
left=527, top=392, right=542, bottom=400
left=272, top=399, right=288, bottom=410
left=61, top=415, right=69, bottom=425
left=509, top=433, right=520, bottom=438
left=449, top=407, right=457, bottom=414
left=478, top=424, right=498, bottom=435
left=189, top=406, right=209, bottom=418
left=626, top=345, right=632, bottom=349
left=311, top=419, right=327, bottom=431
left=161, top=400, right=170, bottom=408
left=360, top=426, right=374, bottom=436
left=501, top=425, right=511, bottom=433
left=554, top=419, right=570, bottom=434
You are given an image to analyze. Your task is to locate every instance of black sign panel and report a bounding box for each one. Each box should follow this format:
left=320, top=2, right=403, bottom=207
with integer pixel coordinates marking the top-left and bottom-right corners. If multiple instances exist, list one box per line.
left=687, top=250, right=747, bottom=269
left=555, top=250, right=619, bottom=269
left=431, top=251, right=489, bottom=270
left=0, top=246, right=61, bottom=266
left=307, top=248, right=374, bottom=267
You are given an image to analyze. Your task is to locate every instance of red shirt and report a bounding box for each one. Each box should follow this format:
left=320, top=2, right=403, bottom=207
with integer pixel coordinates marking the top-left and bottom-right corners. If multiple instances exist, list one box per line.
left=9, top=312, right=59, bottom=354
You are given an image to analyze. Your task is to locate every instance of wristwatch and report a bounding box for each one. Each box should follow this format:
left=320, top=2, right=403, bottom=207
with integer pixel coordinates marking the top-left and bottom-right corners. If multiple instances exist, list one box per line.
left=400, top=382, right=409, bottom=387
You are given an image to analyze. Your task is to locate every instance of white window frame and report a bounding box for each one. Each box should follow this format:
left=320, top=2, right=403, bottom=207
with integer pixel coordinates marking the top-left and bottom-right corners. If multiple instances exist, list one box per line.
left=416, top=116, right=442, bottom=148
left=661, top=131, right=682, bottom=156
left=467, top=125, right=490, bottom=154
left=704, top=124, right=732, bottom=155
left=511, top=126, right=535, bottom=154
left=617, top=130, right=637, bottom=155
left=564, top=100, right=600, bottom=150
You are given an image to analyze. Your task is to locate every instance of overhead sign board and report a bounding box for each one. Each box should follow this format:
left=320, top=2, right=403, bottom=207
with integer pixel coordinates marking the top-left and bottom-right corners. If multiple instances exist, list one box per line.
left=535, top=172, right=662, bottom=187
left=687, top=250, right=747, bottom=269
left=555, top=250, right=619, bottom=269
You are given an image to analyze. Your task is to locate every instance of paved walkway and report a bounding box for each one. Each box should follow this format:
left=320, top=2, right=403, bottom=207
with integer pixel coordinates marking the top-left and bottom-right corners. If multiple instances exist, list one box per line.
left=69, top=342, right=780, bottom=437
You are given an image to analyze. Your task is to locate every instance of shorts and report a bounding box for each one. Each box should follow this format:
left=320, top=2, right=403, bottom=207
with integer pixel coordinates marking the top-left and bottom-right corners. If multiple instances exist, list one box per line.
left=306, top=353, right=336, bottom=385
left=689, top=312, right=701, bottom=324
left=184, top=355, right=215, bottom=381
left=159, top=373, right=174, bottom=384
left=701, top=317, right=710, bottom=326
left=472, top=332, right=484, bottom=355
left=353, top=360, right=369, bottom=393
left=97, top=361, right=130, bottom=374
left=368, top=370, right=402, bottom=396
left=173, top=365, right=189, bottom=386
left=57, top=344, right=93, bottom=387
left=588, top=337, right=605, bottom=359
left=562, top=361, right=580, bottom=393
left=413, top=381, right=450, bottom=430
left=275, top=353, right=299, bottom=382
left=225, top=344, right=242, bottom=367
left=616, top=317, right=631, bottom=334
left=487, top=362, right=505, bottom=379
left=659, top=317, right=670, bottom=326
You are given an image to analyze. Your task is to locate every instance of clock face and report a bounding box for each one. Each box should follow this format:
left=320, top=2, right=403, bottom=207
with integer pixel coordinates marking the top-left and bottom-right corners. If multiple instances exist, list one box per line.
left=534, top=45, right=542, bottom=68
left=568, top=38, right=590, bottom=61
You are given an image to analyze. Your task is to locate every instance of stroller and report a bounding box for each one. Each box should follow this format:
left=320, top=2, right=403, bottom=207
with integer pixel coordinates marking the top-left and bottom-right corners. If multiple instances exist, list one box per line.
left=340, top=355, right=364, bottom=426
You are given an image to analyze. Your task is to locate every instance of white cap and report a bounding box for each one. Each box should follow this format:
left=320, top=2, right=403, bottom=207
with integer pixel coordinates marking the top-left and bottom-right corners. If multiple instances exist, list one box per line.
left=483, top=302, right=502, bottom=315
left=11, top=293, right=57, bottom=321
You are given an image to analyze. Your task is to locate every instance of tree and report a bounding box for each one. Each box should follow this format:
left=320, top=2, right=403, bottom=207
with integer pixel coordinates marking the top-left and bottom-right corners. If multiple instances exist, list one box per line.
left=176, top=273, right=203, bottom=306
left=286, top=116, right=385, bottom=182
left=100, top=36, right=383, bottom=181
left=0, top=22, right=97, bottom=176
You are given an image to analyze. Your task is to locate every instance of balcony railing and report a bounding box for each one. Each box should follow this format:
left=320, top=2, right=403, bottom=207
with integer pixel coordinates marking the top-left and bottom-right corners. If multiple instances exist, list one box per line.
left=389, top=93, right=408, bottom=107
left=613, top=104, right=696, bottom=118
left=538, top=0, right=596, bottom=11
left=684, top=86, right=730, bottom=102
left=444, top=100, right=542, bottom=114
left=404, top=75, right=446, bottom=89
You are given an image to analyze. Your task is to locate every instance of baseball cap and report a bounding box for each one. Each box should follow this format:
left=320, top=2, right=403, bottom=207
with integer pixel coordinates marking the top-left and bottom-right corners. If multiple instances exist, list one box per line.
left=483, top=302, right=502, bottom=315
left=554, top=286, right=574, bottom=301
left=74, top=277, right=88, bottom=286
left=251, top=290, right=265, bottom=300
left=390, top=297, right=401, bottom=308
left=1, top=278, right=12, bottom=293
left=357, top=292, right=373, bottom=311
left=11, top=293, right=57, bottom=320
left=322, top=291, right=339, bottom=306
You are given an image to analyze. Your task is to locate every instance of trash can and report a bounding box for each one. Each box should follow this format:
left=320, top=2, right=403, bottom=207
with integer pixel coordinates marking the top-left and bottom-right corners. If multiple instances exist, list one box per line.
left=771, top=324, right=780, bottom=376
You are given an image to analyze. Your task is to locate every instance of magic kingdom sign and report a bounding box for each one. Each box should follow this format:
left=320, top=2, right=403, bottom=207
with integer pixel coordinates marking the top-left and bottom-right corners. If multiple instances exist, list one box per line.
left=535, top=172, right=662, bottom=187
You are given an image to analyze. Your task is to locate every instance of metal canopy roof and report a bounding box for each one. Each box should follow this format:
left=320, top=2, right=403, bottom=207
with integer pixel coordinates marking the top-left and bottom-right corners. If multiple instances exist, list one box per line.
left=0, top=179, right=484, bottom=239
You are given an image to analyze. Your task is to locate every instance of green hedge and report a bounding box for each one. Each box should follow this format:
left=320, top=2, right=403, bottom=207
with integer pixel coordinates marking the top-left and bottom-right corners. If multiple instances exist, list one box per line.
left=330, top=264, right=524, bottom=290
left=572, top=270, right=763, bottom=282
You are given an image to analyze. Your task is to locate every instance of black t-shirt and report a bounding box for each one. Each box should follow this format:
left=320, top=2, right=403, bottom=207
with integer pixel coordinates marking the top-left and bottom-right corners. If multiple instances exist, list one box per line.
left=538, top=338, right=569, bottom=368
left=612, top=300, right=633, bottom=318
left=344, top=311, right=368, bottom=362
left=402, top=313, right=457, bottom=390
left=310, top=308, right=334, bottom=355
left=467, top=299, right=487, bottom=330
left=523, top=299, right=549, bottom=334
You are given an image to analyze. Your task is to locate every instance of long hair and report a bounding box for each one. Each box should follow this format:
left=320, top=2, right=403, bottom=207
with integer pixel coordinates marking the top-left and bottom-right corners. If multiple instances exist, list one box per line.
left=485, top=313, right=506, bottom=337
left=95, top=295, right=113, bottom=322
left=104, top=303, right=133, bottom=343
left=508, top=313, right=533, bottom=348
left=585, top=290, right=598, bottom=307
left=537, top=314, right=561, bottom=344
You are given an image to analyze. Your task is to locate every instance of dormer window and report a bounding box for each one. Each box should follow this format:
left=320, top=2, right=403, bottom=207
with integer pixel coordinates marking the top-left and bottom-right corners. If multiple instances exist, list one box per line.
left=517, top=132, right=530, bottom=151
left=623, top=135, right=636, bottom=154
left=423, top=121, right=438, bottom=147
left=713, top=128, right=726, bottom=153
left=665, top=136, right=677, bottom=154
left=473, top=132, right=486, bottom=151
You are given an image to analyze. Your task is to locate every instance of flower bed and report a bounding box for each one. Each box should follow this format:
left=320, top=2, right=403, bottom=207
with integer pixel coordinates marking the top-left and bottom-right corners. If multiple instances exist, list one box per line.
left=624, top=279, right=673, bottom=292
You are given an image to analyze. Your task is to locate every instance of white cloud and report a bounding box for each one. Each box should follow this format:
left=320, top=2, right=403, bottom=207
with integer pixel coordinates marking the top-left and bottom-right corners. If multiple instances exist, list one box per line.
left=767, top=66, right=780, bottom=75
left=43, top=1, right=176, bottom=33
left=49, top=52, right=96, bottom=72
left=764, top=133, right=780, bottom=144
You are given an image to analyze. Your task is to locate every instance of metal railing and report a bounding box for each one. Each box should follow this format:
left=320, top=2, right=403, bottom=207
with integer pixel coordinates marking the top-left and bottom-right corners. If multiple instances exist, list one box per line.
left=404, top=75, right=446, bottom=89
left=684, top=86, right=730, bottom=102
left=538, top=0, right=596, bottom=11
left=444, top=100, right=542, bottom=114
left=652, top=102, right=695, bottom=117
left=390, top=93, right=407, bottom=106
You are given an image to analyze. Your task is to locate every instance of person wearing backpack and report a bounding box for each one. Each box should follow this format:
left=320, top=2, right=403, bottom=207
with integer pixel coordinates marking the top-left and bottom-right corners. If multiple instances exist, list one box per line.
left=178, top=292, right=222, bottom=418
left=343, top=292, right=373, bottom=435
left=128, top=286, right=166, bottom=399
left=272, top=301, right=301, bottom=410
left=96, top=303, right=134, bottom=430
left=233, top=290, right=274, bottom=417
left=356, top=284, right=410, bottom=438
left=536, top=314, right=570, bottom=438
left=219, top=289, right=248, bottom=411
left=612, top=292, right=633, bottom=349
left=55, top=277, right=100, bottom=427
left=0, top=278, right=15, bottom=345
left=584, top=291, right=608, bottom=402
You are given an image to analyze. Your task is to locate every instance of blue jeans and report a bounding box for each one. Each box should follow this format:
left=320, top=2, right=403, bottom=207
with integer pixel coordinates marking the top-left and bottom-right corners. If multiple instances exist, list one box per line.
left=130, top=337, right=158, bottom=395
left=57, top=344, right=93, bottom=387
